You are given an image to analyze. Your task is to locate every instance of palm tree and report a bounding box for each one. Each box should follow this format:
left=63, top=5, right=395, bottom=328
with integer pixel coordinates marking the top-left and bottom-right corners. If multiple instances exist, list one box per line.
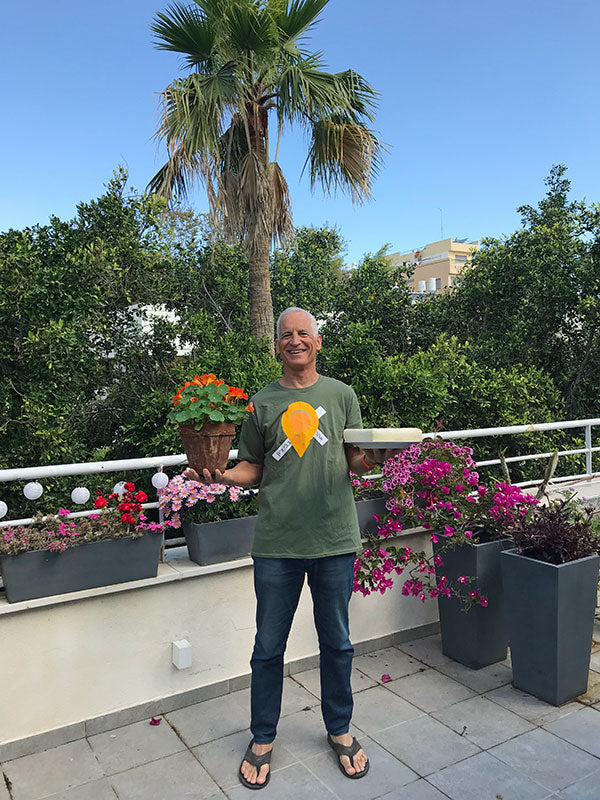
left=149, top=0, right=383, bottom=349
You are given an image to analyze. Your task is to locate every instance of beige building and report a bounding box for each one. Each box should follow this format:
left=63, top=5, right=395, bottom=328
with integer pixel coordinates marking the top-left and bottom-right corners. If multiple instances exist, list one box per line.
left=388, top=237, right=479, bottom=295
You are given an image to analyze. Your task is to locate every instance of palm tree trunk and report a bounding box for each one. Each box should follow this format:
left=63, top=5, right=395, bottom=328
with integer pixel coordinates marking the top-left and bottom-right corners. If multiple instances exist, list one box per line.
left=248, top=232, right=275, bottom=352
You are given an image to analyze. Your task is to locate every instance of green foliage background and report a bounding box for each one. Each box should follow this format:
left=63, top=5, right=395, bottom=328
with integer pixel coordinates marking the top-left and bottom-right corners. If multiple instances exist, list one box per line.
left=1, top=165, right=599, bottom=518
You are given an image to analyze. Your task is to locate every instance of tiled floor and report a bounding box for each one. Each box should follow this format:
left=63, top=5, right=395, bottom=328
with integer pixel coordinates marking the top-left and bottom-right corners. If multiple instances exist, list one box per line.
left=3, top=634, right=600, bottom=800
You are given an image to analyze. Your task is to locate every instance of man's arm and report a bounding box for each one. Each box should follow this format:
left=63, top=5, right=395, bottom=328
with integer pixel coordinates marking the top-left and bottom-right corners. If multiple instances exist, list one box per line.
left=183, top=460, right=263, bottom=488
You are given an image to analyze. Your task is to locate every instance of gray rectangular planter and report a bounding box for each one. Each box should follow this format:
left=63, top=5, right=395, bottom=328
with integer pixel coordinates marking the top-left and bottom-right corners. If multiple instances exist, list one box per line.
left=0, top=532, right=163, bottom=604
left=501, top=548, right=600, bottom=705
left=355, top=497, right=388, bottom=536
left=184, top=516, right=257, bottom=566
left=434, top=535, right=512, bottom=669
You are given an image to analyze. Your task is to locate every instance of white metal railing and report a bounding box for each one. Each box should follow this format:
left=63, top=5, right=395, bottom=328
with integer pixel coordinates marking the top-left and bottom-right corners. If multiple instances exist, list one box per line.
left=1, top=418, right=599, bottom=531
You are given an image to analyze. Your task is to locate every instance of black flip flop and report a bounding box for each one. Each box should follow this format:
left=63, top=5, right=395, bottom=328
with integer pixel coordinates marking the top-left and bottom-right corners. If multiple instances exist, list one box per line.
left=238, top=739, right=272, bottom=790
left=327, top=734, right=370, bottom=779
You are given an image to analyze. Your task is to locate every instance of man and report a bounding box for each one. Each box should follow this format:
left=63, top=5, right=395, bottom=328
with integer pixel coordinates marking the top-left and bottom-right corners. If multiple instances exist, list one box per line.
left=184, top=307, right=394, bottom=789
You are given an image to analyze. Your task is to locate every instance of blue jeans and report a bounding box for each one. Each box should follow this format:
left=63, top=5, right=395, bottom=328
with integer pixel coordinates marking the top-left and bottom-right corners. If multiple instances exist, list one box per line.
left=250, top=553, right=355, bottom=743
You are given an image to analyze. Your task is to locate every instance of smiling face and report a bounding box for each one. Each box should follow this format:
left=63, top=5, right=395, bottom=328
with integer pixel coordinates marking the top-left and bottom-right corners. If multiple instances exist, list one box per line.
left=275, top=310, right=322, bottom=371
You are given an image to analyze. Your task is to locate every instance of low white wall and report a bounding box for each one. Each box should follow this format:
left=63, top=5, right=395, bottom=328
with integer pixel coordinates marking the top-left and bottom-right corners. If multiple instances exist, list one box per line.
left=0, top=531, right=437, bottom=748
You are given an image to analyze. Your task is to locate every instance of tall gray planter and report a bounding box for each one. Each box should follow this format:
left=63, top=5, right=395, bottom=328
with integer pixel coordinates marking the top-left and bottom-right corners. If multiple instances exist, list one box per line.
left=0, top=532, right=162, bottom=604
left=500, top=548, right=599, bottom=705
left=355, top=498, right=388, bottom=536
left=434, top=534, right=512, bottom=669
left=184, top=516, right=257, bottom=566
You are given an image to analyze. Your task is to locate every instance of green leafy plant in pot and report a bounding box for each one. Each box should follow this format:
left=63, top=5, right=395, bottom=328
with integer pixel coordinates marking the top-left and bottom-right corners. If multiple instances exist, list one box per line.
left=168, top=373, right=254, bottom=474
left=502, top=494, right=600, bottom=705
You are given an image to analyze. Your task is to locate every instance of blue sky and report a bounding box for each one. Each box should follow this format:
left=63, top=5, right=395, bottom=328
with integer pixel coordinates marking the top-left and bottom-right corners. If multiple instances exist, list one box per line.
left=2, top=0, right=599, bottom=264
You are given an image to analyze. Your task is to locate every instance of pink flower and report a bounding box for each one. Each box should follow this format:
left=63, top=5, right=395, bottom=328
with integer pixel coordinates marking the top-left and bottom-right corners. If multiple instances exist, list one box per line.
left=381, top=674, right=391, bottom=683
left=58, top=508, right=71, bottom=517
left=479, top=596, right=489, bottom=607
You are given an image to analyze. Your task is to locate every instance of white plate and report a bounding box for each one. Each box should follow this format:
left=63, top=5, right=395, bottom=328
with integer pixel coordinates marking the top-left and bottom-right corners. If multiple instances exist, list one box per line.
left=343, top=440, right=420, bottom=449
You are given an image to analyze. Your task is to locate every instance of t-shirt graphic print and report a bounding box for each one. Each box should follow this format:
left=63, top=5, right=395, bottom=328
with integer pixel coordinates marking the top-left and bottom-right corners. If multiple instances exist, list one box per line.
left=273, top=402, right=328, bottom=460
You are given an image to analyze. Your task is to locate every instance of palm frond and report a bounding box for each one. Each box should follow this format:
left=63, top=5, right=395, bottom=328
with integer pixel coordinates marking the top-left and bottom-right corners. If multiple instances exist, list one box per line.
left=273, top=0, right=330, bottom=45
left=152, top=2, right=215, bottom=71
left=268, top=161, right=294, bottom=248
left=147, top=147, right=204, bottom=199
left=305, top=118, right=384, bottom=203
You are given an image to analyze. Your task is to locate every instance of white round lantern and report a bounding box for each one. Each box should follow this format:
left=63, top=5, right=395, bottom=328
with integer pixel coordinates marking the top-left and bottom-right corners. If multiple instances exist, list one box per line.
left=71, top=487, right=90, bottom=505
left=112, top=481, right=127, bottom=496
left=23, top=481, right=43, bottom=500
left=0, top=501, right=7, bottom=519
left=151, top=472, right=169, bottom=489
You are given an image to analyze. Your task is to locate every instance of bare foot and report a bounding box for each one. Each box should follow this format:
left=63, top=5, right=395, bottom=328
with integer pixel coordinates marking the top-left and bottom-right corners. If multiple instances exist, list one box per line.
left=240, top=741, right=272, bottom=786
left=329, top=733, right=368, bottom=776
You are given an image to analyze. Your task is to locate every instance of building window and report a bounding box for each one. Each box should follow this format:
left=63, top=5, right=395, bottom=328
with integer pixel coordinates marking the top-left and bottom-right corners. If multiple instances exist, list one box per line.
left=435, top=278, right=441, bottom=290
left=454, top=255, right=467, bottom=262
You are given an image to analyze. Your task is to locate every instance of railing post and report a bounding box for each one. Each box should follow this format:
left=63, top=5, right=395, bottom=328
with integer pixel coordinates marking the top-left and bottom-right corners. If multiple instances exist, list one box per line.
left=158, top=467, right=166, bottom=562
left=585, top=424, right=593, bottom=476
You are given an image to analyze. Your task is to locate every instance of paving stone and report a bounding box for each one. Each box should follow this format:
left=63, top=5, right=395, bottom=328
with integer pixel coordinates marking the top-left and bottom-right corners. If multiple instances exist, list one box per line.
left=578, top=669, right=600, bottom=704
left=226, top=762, right=336, bottom=799
left=557, top=769, right=600, bottom=799
left=353, top=647, right=423, bottom=681
left=43, top=779, right=118, bottom=800
left=377, top=780, right=451, bottom=800
left=489, top=728, right=600, bottom=791
left=428, top=750, right=550, bottom=800
left=544, top=705, right=600, bottom=757
left=396, top=634, right=451, bottom=667
left=372, top=715, right=480, bottom=776
left=590, top=651, right=600, bottom=671
left=87, top=718, right=185, bottom=775
left=192, top=728, right=298, bottom=789
left=273, top=708, right=332, bottom=760
left=3, top=739, right=103, bottom=800
left=304, top=734, right=417, bottom=800
left=485, top=684, right=582, bottom=724
left=0, top=773, right=11, bottom=800
left=291, top=666, right=377, bottom=698
left=165, top=691, right=248, bottom=747
left=435, top=659, right=513, bottom=694
left=386, top=668, right=476, bottom=713
left=233, top=677, right=320, bottom=718
left=109, top=751, right=223, bottom=799
left=350, top=685, right=424, bottom=736
left=432, top=695, right=535, bottom=749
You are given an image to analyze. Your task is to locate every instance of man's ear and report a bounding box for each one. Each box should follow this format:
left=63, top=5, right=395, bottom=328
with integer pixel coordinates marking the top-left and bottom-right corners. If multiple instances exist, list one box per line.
left=274, top=339, right=281, bottom=356
left=316, top=335, right=322, bottom=351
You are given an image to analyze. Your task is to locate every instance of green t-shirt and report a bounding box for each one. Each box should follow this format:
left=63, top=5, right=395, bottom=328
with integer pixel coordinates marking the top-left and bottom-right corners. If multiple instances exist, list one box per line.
left=237, top=375, right=362, bottom=558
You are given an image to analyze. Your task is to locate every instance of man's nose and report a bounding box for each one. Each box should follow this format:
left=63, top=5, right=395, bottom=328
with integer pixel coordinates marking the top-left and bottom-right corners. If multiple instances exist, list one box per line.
left=290, top=332, right=301, bottom=344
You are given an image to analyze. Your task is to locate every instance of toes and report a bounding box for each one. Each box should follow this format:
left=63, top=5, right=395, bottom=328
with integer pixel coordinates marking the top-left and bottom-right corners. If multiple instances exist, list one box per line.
left=340, top=755, right=356, bottom=775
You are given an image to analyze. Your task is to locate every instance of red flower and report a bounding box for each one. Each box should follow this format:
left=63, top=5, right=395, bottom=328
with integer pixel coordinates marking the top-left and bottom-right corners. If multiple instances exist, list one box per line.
left=118, top=502, right=132, bottom=512
left=121, top=513, right=136, bottom=525
left=134, top=491, right=147, bottom=503
left=133, top=503, right=142, bottom=513
left=94, top=496, right=107, bottom=508
left=245, top=401, right=255, bottom=413
left=124, top=482, right=135, bottom=492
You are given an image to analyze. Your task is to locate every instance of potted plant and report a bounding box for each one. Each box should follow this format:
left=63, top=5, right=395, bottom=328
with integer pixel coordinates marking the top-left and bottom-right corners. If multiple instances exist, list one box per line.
left=168, top=373, right=254, bottom=474
left=501, top=495, right=600, bottom=705
left=0, top=482, right=170, bottom=603
left=159, top=474, right=258, bottom=565
left=353, top=438, right=539, bottom=669
left=350, top=471, right=389, bottom=536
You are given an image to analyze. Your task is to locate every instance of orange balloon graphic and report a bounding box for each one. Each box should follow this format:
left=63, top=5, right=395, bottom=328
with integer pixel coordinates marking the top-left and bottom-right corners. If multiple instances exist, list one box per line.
left=281, top=402, right=319, bottom=457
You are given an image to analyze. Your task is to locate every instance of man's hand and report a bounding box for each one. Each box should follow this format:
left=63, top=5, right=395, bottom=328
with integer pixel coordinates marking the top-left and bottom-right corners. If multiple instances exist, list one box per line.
left=183, top=467, right=230, bottom=484
left=361, top=448, right=401, bottom=467
left=183, top=460, right=263, bottom=489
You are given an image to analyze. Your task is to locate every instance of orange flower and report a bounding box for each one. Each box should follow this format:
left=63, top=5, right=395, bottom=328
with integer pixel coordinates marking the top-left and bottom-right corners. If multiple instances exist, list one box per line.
left=200, top=373, right=217, bottom=385
left=190, top=397, right=199, bottom=402
left=227, top=386, right=248, bottom=400
left=214, top=379, right=226, bottom=387
left=245, top=401, right=255, bottom=413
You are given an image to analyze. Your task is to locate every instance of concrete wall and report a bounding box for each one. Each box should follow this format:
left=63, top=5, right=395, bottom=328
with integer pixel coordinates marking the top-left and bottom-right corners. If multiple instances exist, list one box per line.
left=0, top=531, right=437, bottom=752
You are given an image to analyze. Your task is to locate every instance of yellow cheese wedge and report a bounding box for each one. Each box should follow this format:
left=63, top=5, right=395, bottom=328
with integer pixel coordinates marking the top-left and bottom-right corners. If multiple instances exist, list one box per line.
left=343, top=428, right=422, bottom=443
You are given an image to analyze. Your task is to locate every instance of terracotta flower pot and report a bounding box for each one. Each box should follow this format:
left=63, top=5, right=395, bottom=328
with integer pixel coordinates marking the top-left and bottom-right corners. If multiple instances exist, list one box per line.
left=178, top=422, right=235, bottom=474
